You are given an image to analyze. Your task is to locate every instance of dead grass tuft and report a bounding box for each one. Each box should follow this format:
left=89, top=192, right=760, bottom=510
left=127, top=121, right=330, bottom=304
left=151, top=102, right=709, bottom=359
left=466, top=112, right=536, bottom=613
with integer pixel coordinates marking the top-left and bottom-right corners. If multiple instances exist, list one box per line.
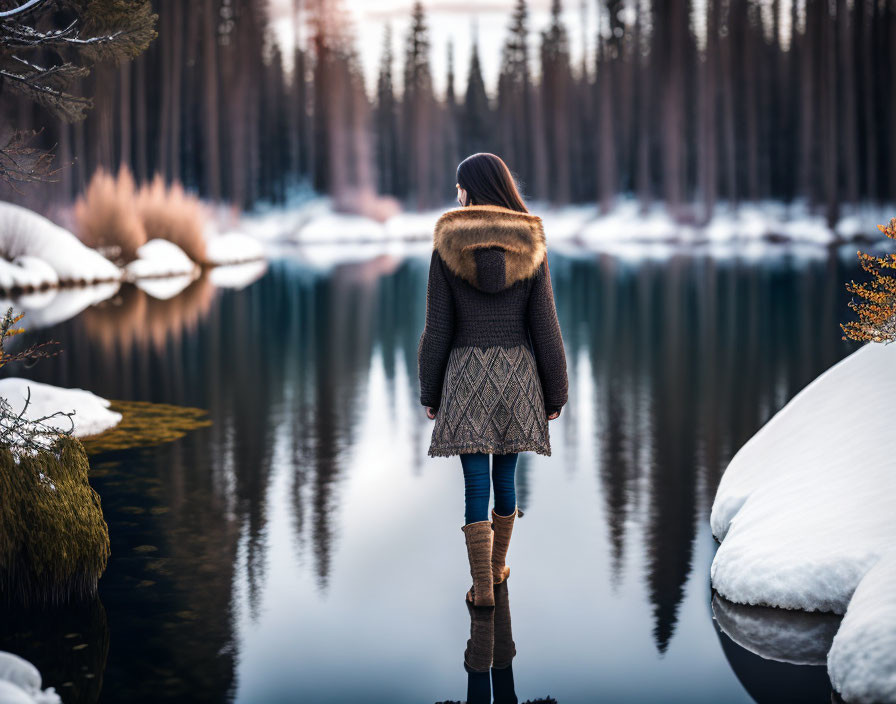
left=135, top=176, right=207, bottom=263
left=73, top=166, right=146, bottom=263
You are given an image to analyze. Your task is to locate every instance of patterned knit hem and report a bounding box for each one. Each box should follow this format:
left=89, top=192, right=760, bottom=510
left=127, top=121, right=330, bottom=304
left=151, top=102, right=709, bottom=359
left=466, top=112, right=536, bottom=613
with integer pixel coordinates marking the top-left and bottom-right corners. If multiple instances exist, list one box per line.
left=428, top=439, right=551, bottom=458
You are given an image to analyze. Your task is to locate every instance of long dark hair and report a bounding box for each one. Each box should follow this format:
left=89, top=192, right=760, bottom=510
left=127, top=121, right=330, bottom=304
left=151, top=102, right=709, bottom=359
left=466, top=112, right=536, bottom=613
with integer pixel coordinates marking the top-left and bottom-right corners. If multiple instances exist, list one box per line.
left=456, top=153, right=529, bottom=213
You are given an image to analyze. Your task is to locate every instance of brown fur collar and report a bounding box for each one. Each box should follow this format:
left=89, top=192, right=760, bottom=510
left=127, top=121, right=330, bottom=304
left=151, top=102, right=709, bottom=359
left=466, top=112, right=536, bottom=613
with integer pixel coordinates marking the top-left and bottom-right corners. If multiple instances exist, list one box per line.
left=433, top=205, right=546, bottom=288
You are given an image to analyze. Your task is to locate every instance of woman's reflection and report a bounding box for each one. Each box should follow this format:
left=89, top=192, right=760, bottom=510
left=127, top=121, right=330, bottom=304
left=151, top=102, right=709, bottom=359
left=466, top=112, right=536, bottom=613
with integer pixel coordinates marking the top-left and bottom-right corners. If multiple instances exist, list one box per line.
left=438, top=581, right=556, bottom=704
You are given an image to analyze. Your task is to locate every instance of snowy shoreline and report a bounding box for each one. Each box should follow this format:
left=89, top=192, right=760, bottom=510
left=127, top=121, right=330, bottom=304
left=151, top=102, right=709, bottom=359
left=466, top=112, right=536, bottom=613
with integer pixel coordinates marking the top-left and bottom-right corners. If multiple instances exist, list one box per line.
left=242, top=196, right=895, bottom=249
left=710, top=342, right=896, bottom=703
left=0, top=202, right=265, bottom=297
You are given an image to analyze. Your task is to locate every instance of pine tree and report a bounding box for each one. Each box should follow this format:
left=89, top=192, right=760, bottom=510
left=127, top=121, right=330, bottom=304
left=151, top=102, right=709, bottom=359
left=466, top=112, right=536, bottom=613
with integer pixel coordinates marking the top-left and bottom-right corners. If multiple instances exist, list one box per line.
left=401, top=1, right=436, bottom=208
left=497, top=0, right=536, bottom=195
left=461, top=33, right=492, bottom=157
left=0, top=0, right=156, bottom=187
left=540, top=0, right=572, bottom=204
left=374, top=24, right=399, bottom=195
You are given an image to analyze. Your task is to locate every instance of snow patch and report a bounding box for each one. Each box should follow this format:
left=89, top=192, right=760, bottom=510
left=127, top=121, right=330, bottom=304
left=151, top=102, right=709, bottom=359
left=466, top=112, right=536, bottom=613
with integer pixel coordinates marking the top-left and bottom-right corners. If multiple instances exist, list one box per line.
left=0, top=202, right=120, bottom=286
left=125, top=239, right=197, bottom=280
left=0, top=652, right=61, bottom=704
left=205, top=231, right=265, bottom=265
left=828, top=552, right=896, bottom=704
left=0, top=378, right=122, bottom=438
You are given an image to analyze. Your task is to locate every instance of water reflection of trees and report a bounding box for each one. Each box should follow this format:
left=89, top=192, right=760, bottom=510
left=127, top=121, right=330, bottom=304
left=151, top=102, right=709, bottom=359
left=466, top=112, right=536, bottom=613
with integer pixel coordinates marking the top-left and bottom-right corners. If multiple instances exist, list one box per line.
left=556, top=253, right=856, bottom=653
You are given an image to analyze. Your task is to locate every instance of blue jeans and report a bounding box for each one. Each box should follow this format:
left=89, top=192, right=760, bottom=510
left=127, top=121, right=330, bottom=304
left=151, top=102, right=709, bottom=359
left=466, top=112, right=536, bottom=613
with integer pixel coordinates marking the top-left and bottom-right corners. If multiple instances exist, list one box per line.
left=460, top=453, right=518, bottom=525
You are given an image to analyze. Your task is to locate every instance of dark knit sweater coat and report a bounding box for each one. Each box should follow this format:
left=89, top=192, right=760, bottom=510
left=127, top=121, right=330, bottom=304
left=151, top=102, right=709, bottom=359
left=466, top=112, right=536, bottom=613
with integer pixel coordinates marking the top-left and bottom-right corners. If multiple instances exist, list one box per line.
left=418, top=205, right=568, bottom=457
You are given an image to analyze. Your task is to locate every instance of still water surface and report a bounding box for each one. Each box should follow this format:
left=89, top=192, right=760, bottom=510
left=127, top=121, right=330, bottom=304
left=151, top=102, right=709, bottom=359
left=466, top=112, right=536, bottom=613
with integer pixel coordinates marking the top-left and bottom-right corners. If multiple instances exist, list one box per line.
left=0, top=248, right=861, bottom=703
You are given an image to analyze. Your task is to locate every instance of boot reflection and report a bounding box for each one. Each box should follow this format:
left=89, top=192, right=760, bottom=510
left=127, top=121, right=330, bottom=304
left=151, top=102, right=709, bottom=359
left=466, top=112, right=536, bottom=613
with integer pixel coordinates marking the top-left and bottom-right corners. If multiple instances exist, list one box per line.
left=463, top=596, right=494, bottom=704
left=439, top=582, right=557, bottom=704
left=491, top=580, right=518, bottom=704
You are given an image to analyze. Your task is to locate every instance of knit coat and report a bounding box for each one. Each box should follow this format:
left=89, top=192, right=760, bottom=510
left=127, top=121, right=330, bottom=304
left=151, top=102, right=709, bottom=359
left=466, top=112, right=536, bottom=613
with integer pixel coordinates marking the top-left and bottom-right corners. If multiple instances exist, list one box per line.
left=418, top=204, right=568, bottom=457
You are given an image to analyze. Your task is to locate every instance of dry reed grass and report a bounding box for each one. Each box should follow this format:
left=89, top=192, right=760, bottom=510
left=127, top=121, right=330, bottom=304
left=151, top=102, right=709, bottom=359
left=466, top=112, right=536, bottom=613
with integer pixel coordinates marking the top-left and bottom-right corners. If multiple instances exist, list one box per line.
left=135, top=175, right=207, bottom=263
left=73, top=166, right=146, bottom=263
left=74, top=169, right=209, bottom=265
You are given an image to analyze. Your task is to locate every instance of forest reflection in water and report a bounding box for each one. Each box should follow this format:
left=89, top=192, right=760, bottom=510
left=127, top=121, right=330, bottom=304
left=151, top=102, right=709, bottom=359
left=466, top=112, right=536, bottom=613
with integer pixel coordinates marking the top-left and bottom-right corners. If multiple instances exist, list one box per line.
left=2, top=250, right=858, bottom=702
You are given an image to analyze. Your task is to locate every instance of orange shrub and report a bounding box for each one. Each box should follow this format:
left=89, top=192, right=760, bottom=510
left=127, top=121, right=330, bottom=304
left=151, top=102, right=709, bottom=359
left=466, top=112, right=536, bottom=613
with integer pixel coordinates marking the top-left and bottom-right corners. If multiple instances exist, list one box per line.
left=842, top=218, right=896, bottom=344
left=74, top=167, right=146, bottom=263
left=135, top=176, right=207, bottom=263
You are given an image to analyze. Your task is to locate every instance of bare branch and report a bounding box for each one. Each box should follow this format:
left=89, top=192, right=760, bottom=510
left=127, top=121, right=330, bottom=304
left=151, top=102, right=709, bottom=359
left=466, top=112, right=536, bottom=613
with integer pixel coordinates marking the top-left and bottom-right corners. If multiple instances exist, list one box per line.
left=0, top=0, right=46, bottom=19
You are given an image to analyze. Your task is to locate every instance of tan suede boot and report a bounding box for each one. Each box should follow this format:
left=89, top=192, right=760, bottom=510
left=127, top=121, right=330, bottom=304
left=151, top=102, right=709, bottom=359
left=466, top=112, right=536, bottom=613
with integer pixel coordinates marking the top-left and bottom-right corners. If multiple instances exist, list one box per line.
left=491, top=507, right=517, bottom=584
left=462, top=520, right=495, bottom=607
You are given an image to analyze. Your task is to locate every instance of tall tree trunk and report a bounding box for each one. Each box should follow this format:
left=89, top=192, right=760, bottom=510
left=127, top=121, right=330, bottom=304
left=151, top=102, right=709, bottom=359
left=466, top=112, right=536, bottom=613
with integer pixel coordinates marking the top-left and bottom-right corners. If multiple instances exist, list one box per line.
left=697, top=0, right=718, bottom=223
left=119, top=62, right=131, bottom=169
left=203, top=0, right=221, bottom=200
left=168, top=1, right=184, bottom=182
left=858, top=0, right=877, bottom=201
left=839, top=0, right=858, bottom=205
left=719, top=1, right=737, bottom=205
left=597, top=38, right=616, bottom=213
left=822, top=2, right=839, bottom=227
left=134, top=53, right=147, bottom=181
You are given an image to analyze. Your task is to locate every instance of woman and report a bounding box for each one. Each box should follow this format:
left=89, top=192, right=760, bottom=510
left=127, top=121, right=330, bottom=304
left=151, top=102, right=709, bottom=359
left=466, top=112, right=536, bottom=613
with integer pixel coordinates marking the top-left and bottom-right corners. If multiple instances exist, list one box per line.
left=417, top=152, right=568, bottom=608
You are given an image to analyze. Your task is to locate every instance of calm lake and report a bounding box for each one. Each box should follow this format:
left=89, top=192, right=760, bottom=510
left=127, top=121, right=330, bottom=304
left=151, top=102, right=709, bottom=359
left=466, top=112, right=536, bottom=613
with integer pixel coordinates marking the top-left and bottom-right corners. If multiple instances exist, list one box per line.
left=0, top=246, right=863, bottom=703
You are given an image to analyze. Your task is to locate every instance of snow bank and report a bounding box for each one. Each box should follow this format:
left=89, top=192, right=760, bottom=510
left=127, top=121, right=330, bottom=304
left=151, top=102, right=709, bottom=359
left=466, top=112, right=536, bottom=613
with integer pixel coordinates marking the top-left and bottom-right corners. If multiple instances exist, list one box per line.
left=0, top=652, right=61, bottom=704
left=205, top=231, right=265, bottom=265
left=828, top=552, right=896, bottom=704
left=710, top=342, right=896, bottom=613
left=125, top=238, right=197, bottom=280
left=0, top=256, right=59, bottom=291
left=298, top=213, right=387, bottom=243
left=382, top=209, right=442, bottom=240
left=0, top=378, right=121, bottom=438
left=0, top=202, right=120, bottom=286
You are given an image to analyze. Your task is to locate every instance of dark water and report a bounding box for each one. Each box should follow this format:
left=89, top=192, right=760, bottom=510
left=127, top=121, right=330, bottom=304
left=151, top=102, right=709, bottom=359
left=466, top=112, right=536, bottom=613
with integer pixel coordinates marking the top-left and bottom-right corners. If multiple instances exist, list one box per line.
left=0, top=248, right=862, bottom=703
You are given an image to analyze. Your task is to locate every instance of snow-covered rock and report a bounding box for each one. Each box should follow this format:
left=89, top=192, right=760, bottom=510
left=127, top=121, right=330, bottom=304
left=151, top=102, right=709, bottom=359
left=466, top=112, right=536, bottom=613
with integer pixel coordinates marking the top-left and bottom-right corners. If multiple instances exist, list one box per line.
left=125, top=238, right=197, bottom=280
left=710, top=342, right=896, bottom=613
left=0, top=652, right=61, bottom=704
left=0, top=202, right=120, bottom=286
left=205, top=231, right=265, bottom=265
left=0, top=378, right=122, bottom=438
left=828, top=552, right=896, bottom=704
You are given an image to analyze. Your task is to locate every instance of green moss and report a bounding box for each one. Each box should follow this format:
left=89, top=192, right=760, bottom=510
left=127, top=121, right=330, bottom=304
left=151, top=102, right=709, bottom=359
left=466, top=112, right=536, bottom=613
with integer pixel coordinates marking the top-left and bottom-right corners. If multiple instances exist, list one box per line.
left=0, top=437, right=110, bottom=604
left=81, top=400, right=211, bottom=455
